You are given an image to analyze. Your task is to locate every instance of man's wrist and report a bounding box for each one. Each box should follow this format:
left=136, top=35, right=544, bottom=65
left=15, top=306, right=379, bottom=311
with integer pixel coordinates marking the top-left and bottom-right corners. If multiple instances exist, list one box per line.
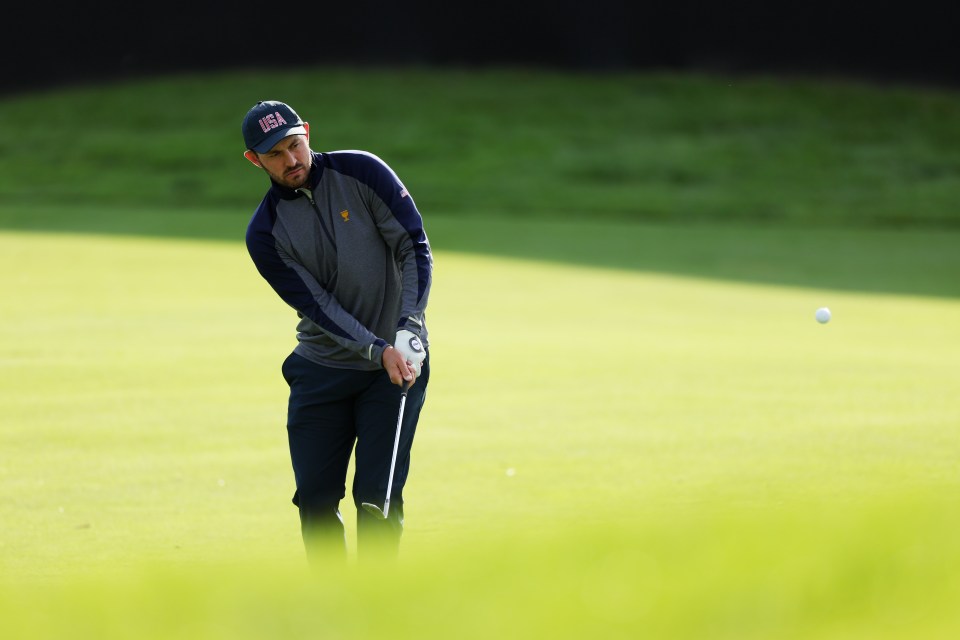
left=397, top=316, right=423, bottom=336
left=367, top=338, right=391, bottom=364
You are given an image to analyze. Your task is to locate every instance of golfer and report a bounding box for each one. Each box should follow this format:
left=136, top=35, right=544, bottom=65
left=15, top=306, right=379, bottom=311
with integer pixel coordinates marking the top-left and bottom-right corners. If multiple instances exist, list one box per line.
left=241, top=100, right=432, bottom=563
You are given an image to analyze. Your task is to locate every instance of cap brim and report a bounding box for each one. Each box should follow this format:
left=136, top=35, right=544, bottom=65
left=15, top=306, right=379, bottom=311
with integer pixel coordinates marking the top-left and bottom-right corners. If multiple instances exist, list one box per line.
left=252, top=125, right=307, bottom=153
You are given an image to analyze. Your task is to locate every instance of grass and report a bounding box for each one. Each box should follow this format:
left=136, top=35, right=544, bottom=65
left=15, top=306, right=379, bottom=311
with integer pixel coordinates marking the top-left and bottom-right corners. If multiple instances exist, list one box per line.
left=4, top=498, right=960, bottom=639
left=3, top=67, right=960, bottom=228
left=2, top=225, right=959, bottom=637
left=2, top=67, right=960, bottom=637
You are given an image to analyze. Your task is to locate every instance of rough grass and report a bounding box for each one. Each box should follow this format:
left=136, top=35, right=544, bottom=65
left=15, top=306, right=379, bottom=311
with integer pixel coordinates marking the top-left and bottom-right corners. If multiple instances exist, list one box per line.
left=2, top=67, right=960, bottom=227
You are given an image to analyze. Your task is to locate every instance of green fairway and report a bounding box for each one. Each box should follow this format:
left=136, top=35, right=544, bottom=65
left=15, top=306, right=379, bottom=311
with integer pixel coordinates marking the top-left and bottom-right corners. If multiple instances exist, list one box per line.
left=2, top=222, right=959, bottom=637
left=2, top=67, right=960, bottom=637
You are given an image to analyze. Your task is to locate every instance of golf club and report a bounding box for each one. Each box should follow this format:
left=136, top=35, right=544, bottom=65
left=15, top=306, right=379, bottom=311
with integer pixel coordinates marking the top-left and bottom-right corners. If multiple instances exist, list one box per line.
left=361, top=379, right=412, bottom=520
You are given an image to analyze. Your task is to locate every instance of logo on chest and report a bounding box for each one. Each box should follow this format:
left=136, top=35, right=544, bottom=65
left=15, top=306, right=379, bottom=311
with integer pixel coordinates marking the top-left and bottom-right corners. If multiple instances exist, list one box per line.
left=340, top=210, right=350, bottom=222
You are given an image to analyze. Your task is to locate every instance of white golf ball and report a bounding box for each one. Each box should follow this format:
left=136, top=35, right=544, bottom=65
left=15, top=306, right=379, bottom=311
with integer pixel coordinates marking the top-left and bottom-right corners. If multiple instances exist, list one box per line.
left=815, top=307, right=831, bottom=324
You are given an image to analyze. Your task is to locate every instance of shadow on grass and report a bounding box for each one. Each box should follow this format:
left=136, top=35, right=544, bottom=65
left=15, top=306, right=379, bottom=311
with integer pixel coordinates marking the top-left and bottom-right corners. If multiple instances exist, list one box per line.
left=2, top=204, right=958, bottom=299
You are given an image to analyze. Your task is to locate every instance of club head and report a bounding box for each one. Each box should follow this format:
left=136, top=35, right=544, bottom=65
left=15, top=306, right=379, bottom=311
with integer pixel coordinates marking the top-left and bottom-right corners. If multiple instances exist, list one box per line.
left=361, top=502, right=388, bottom=520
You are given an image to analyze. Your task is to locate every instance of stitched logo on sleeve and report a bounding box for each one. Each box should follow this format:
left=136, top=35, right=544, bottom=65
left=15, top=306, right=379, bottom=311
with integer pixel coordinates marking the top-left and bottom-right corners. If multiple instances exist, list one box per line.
left=340, top=210, right=350, bottom=222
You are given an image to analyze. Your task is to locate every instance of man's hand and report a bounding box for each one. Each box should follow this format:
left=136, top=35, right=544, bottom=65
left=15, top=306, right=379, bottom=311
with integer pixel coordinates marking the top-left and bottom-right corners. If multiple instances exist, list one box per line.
left=394, top=329, right=426, bottom=376
left=382, top=345, right=415, bottom=387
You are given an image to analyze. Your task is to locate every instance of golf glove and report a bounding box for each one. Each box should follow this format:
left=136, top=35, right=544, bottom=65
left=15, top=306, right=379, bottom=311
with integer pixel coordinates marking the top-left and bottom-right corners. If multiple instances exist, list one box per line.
left=394, top=329, right=426, bottom=376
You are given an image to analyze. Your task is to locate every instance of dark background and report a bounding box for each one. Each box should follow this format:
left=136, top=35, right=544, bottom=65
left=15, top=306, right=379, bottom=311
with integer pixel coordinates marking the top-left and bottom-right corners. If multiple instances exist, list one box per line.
left=3, top=1, right=958, bottom=95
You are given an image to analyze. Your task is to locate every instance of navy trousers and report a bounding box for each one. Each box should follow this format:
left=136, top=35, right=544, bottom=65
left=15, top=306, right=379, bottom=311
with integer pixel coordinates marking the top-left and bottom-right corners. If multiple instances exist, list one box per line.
left=281, top=351, right=429, bottom=559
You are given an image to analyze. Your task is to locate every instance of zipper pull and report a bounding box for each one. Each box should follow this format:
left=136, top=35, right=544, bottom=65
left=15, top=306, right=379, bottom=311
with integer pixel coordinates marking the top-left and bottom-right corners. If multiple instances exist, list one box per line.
left=296, top=187, right=314, bottom=205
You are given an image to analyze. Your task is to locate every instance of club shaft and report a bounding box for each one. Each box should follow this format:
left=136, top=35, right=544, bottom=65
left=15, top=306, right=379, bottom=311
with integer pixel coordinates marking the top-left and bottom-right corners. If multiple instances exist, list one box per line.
left=382, top=393, right=407, bottom=518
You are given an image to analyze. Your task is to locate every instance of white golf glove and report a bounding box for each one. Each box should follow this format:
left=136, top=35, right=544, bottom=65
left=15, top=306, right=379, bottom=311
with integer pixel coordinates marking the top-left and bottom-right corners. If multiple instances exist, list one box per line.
left=394, top=329, right=426, bottom=376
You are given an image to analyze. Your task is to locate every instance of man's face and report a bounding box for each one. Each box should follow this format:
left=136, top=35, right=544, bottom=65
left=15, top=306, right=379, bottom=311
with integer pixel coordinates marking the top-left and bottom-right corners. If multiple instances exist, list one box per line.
left=249, top=132, right=312, bottom=189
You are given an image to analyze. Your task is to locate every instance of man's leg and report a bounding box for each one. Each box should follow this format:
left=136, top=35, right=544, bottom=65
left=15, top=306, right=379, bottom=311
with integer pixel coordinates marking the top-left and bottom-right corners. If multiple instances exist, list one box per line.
left=353, top=355, right=430, bottom=557
left=283, top=352, right=361, bottom=564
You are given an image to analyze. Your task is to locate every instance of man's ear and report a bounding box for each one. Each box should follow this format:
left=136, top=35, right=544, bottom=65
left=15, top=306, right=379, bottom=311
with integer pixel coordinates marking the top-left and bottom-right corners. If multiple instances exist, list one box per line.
left=303, top=122, right=310, bottom=142
left=243, top=150, right=262, bottom=167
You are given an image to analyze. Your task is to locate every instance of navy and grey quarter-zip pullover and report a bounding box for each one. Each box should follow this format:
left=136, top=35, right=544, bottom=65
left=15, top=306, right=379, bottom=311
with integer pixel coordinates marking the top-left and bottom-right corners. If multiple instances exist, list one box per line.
left=246, top=150, right=432, bottom=371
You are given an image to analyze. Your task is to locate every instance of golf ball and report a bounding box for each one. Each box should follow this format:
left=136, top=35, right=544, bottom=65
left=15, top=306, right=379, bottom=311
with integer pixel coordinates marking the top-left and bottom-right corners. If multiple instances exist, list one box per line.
left=815, top=307, right=831, bottom=324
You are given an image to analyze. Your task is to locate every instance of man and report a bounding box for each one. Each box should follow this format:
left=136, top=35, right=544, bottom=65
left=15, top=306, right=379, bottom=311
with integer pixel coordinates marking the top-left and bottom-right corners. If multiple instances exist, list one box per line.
left=241, top=100, right=432, bottom=563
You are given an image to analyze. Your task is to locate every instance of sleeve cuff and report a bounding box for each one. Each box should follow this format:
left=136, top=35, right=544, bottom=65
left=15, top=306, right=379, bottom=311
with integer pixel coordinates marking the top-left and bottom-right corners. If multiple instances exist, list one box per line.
left=365, top=338, right=390, bottom=366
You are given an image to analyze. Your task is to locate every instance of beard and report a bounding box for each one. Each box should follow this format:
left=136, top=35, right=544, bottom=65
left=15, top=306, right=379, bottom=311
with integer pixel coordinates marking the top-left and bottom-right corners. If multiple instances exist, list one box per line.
left=265, top=162, right=309, bottom=189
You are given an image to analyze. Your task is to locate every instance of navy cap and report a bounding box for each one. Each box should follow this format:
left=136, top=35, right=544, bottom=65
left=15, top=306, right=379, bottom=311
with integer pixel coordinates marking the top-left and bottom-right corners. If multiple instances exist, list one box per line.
left=242, top=101, right=307, bottom=153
